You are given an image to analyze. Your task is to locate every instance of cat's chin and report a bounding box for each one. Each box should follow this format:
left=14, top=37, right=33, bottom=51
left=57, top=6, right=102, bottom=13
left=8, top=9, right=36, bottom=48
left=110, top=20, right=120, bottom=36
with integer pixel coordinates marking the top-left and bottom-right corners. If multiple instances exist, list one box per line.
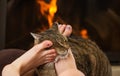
left=60, top=50, right=68, bottom=56
left=54, top=48, right=70, bottom=63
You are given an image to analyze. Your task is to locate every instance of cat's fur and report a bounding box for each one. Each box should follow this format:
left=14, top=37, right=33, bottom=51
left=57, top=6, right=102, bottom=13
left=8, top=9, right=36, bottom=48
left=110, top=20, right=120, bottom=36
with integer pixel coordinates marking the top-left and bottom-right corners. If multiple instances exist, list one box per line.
left=31, top=22, right=112, bottom=76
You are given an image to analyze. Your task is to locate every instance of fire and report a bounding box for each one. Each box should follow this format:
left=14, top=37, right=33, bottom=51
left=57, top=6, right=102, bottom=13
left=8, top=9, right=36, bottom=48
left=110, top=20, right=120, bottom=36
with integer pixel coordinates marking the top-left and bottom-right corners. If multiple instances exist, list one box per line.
left=80, top=29, right=88, bottom=39
left=37, top=0, right=57, bottom=27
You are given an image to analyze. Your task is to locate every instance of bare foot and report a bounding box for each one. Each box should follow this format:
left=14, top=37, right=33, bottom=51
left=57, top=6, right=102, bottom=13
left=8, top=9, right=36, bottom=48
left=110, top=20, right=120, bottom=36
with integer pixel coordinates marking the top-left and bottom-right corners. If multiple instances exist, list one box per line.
left=56, top=24, right=85, bottom=76
left=58, top=24, right=72, bottom=36
left=2, top=40, right=57, bottom=76
left=55, top=46, right=85, bottom=76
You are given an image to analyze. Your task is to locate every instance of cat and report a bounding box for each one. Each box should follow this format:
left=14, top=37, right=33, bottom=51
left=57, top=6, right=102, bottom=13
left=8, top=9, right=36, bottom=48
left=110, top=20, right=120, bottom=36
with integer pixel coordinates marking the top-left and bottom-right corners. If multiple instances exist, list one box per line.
left=31, top=22, right=112, bottom=76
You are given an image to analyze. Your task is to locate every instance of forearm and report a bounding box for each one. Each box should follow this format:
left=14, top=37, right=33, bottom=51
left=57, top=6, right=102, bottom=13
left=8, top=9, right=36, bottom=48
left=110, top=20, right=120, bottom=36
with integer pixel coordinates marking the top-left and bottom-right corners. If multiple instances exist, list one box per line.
left=2, top=40, right=56, bottom=76
left=2, top=64, right=20, bottom=76
left=58, top=69, right=85, bottom=76
left=2, top=49, right=36, bottom=76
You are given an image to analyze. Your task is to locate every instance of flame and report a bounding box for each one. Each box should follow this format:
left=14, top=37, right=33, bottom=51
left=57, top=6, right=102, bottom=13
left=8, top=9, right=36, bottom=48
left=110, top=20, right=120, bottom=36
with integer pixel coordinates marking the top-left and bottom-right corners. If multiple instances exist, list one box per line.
left=80, top=29, right=88, bottom=39
left=37, top=0, right=57, bottom=27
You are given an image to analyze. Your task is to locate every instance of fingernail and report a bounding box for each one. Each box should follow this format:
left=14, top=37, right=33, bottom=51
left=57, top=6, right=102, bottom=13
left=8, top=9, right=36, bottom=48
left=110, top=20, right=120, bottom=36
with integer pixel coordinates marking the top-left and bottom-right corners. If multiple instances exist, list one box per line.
left=66, top=25, right=71, bottom=30
left=58, top=24, right=62, bottom=28
left=46, top=43, right=52, bottom=47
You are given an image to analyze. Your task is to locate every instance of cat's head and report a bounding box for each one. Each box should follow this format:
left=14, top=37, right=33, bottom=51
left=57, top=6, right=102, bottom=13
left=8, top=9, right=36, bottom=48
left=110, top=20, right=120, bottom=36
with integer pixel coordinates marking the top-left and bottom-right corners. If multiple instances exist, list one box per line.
left=31, top=22, right=70, bottom=59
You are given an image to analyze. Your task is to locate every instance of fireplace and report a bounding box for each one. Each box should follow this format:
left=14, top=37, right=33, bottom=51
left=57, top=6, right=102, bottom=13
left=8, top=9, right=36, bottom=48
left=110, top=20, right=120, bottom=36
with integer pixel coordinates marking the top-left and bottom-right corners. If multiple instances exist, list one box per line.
left=3, top=0, right=120, bottom=65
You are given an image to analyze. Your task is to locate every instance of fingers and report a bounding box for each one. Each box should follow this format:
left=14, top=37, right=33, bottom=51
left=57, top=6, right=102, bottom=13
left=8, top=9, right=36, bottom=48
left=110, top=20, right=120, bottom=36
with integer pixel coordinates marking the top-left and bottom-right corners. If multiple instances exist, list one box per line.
left=43, top=49, right=56, bottom=56
left=45, top=53, right=57, bottom=62
left=58, top=24, right=66, bottom=34
left=62, top=25, right=72, bottom=36
left=31, top=40, right=53, bottom=53
left=32, top=40, right=57, bottom=60
left=41, top=49, right=57, bottom=64
left=58, top=24, right=72, bottom=37
left=44, top=49, right=57, bottom=59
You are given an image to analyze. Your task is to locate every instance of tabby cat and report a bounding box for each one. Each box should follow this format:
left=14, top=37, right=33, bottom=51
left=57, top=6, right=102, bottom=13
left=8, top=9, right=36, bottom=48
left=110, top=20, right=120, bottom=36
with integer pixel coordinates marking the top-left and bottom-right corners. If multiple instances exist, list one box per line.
left=31, top=22, right=112, bottom=76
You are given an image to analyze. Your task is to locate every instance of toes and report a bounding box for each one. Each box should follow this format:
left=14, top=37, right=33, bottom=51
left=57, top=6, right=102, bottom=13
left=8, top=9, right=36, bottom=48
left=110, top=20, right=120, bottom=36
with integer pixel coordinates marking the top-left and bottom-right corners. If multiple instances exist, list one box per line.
left=58, top=24, right=67, bottom=34
left=58, top=24, right=72, bottom=36
left=43, top=49, right=56, bottom=57
left=44, top=51, right=57, bottom=63
left=62, top=25, right=72, bottom=36
left=47, top=54, right=56, bottom=60
left=32, top=40, right=53, bottom=52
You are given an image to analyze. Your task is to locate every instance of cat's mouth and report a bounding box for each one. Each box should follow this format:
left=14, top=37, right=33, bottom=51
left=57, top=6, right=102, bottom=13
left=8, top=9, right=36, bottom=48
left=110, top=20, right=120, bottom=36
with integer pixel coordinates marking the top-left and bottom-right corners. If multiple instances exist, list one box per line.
left=56, top=47, right=69, bottom=57
left=54, top=48, right=70, bottom=63
left=59, top=50, right=68, bottom=57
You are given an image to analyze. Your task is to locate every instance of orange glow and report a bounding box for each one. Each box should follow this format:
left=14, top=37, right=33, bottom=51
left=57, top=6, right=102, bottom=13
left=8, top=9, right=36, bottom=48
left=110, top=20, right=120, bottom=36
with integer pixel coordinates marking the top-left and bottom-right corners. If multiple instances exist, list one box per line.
left=37, top=0, right=57, bottom=27
left=80, top=29, right=88, bottom=39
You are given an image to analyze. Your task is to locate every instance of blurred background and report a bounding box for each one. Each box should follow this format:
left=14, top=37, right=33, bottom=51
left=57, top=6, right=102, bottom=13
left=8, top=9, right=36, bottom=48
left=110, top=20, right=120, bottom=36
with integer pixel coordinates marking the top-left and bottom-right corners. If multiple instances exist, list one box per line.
left=0, top=0, right=120, bottom=73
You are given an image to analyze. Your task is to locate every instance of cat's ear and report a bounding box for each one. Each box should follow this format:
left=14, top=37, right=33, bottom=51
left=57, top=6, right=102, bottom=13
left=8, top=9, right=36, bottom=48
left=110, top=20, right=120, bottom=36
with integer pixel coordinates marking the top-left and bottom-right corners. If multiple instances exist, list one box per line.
left=30, top=32, right=42, bottom=45
left=30, top=32, right=41, bottom=39
left=50, top=22, right=59, bottom=33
